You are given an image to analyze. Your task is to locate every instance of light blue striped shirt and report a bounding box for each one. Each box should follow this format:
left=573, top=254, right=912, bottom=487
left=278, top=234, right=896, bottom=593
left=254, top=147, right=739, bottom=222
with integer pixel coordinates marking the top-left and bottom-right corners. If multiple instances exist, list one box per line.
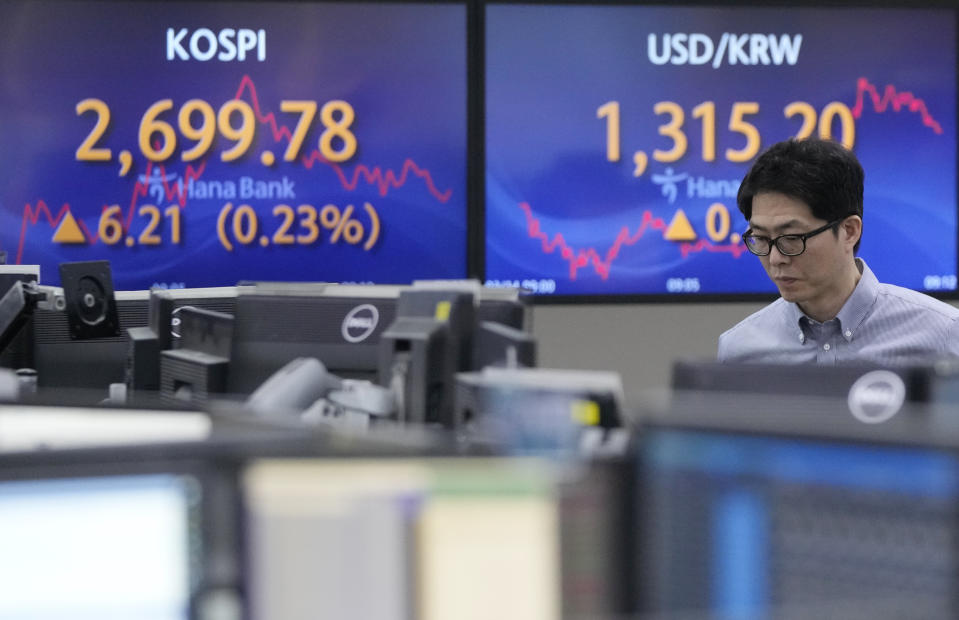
left=718, top=259, right=959, bottom=365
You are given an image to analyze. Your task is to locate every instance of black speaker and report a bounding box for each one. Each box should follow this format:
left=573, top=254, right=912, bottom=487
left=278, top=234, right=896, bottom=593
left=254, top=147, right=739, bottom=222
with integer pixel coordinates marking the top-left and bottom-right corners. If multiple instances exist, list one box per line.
left=126, top=326, right=161, bottom=393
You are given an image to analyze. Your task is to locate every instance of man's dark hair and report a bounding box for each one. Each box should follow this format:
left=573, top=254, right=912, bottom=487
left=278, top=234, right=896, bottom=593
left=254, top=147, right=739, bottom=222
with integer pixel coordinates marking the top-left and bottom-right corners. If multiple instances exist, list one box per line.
left=737, top=138, right=864, bottom=252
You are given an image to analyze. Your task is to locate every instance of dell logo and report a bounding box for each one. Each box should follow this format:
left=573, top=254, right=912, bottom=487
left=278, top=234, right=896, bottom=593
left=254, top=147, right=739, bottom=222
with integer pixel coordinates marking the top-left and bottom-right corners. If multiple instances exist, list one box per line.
left=341, top=304, right=379, bottom=343
left=167, top=28, right=266, bottom=62
left=847, top=370, right=906, bottom=424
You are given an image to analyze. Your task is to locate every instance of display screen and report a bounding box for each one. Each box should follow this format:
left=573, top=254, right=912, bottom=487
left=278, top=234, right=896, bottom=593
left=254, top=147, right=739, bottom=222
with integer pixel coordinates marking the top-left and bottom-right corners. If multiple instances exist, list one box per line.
left=485, top=5, right=957, bottom=298
left=0, top=0, right=467, bottom=290
left=0, top=474, right=199, bottom=619
left=639, top=429, right=959, bottom=616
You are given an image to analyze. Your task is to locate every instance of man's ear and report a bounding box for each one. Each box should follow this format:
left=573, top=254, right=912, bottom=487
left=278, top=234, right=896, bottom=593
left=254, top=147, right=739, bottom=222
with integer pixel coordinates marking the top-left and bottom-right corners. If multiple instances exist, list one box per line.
left=842, top=215, right=863, bottom=249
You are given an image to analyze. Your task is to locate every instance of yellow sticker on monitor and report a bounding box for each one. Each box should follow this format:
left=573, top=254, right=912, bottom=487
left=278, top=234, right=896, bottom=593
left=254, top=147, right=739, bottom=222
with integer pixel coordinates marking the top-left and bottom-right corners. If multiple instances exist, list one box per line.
left=434, top=301, right=451, bottom=321
left=570, top=399, right=600, bottom=426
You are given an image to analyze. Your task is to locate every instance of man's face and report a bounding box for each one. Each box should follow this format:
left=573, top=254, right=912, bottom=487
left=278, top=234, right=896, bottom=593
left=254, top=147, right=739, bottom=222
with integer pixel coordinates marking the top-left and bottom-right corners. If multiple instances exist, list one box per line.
left=748, top=192, right=857, bottom=310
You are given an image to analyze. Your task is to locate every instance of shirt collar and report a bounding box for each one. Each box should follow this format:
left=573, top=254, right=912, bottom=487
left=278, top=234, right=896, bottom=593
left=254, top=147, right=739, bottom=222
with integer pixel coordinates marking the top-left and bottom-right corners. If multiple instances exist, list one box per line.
left=787, top=258, right=877, bottom=343
left=835, top=258, right=878, bottom=341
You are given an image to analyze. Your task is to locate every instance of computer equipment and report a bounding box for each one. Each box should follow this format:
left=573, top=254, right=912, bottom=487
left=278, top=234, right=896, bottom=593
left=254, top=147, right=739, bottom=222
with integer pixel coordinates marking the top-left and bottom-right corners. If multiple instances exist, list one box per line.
left=245, top=357, right=342, bottom=416
left=453, top=368, right=627, bottom=453
left=160, top=307, right=233, bottom=407
left=670, top=359, right=959, bottom=426
left=472, top=320, right=537, bottom=370
left=58, top=260, right=120, bottom=340
left=243, top=457, right=561, bottom=620
left=378, top=316, right=450, bottom=426
left=126, top=289, right=187, bottom=396
left=372, top=284, right=537, bottom=427
left=485, top=3, right=958, bottom=301
left=33, top=286, right=237, bottom=392
left=0, top=265, right=39, bottom=301
left=0, top=265, right=39, bottom=371
left=0, top=441, right=242, bottom=620
left=672, top=359, right=933, bottom=399
left=395, top=289, right=476, bottom=373
left=376, top=288, right=481, bottom=426
left=0, top=282, right=63, bottom=361
left=0, top=0, right=469, bottom=290
left=413, top=279, right=531, bottom=331
left=126, top=325, right=162, bottom=394
left=557, top=458, right=635, bottom=619
left=635, top=408, right=959, bottom=619
left=227, top=282, right=404, bottom=395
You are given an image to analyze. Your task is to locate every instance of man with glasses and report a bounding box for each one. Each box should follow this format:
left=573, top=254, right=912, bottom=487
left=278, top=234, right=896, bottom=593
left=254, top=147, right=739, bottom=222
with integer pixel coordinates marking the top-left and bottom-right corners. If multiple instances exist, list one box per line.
left=718, top=138, right=959, bottom=364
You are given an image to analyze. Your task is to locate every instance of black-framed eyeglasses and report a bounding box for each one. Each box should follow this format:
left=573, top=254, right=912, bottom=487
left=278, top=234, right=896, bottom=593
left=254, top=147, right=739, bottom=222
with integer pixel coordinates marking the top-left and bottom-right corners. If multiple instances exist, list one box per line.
left=741, top=219, right=843, bottom=257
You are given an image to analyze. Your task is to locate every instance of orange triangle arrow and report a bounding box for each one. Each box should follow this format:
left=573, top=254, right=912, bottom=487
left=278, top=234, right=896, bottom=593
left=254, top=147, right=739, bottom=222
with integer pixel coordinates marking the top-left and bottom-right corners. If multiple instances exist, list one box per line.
left=52, top=210, right=86, bottom=244
left=664, top=209, right=697, bottom=242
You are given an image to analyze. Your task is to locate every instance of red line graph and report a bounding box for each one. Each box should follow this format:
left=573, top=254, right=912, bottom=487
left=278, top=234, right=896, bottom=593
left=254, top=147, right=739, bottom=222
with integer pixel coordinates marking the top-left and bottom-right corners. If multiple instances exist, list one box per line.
left=233, top=75, right=452, bottom=203
left=520, top=202, right=747, bottom=280
left=680, top=238, right=750, bottom=259
left=851, top=77, right=943, bottom=134
left=17, top=201, right=96, bottom=265
left=520, top=202, right=665, bottom=280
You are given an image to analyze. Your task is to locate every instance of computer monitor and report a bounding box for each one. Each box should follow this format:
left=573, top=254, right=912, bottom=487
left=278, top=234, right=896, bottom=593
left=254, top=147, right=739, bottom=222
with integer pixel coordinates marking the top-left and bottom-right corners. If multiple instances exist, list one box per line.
left=0, top=450, right=241, bottom=620
left=227, top=282, right=403, bottom=395
left=636, top=422, right=959, bottom=619
left=0, top=0, right=468, bottom=290
left=670, top=359, right=959, bottom=425
left=0, top=474, right=205, bottom=618
left=484, top=2, right=957, bottom=301
left=242, top=457, right=561, bottom=620
left=413, top=280, right=532, bottom=332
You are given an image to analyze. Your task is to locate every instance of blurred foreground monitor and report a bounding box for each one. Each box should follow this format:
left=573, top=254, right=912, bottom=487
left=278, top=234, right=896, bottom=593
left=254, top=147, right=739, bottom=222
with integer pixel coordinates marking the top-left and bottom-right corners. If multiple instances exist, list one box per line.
left=0, top=452, right=241, bottom=620
left=636, top=387, right=959, bottom=620
left=454, top=367, right=628, bottom=455
left=243, top=456, right=635, bottom=620
left=671, top=359, right=959, bottom=426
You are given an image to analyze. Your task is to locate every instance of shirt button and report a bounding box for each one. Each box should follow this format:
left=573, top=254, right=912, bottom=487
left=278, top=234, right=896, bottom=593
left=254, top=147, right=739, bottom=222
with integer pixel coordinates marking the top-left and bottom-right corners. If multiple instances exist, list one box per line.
left=823, top=343, right=831, bottom=351
left=845, top=330, right=852, bottom=338
left=798, top=333, right=804, bottom=343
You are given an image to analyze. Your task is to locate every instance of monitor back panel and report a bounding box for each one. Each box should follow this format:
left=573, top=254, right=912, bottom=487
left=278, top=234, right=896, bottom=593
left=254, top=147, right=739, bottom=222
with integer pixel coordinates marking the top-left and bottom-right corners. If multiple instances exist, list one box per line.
left=228, top=294, right=398, bottom=394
